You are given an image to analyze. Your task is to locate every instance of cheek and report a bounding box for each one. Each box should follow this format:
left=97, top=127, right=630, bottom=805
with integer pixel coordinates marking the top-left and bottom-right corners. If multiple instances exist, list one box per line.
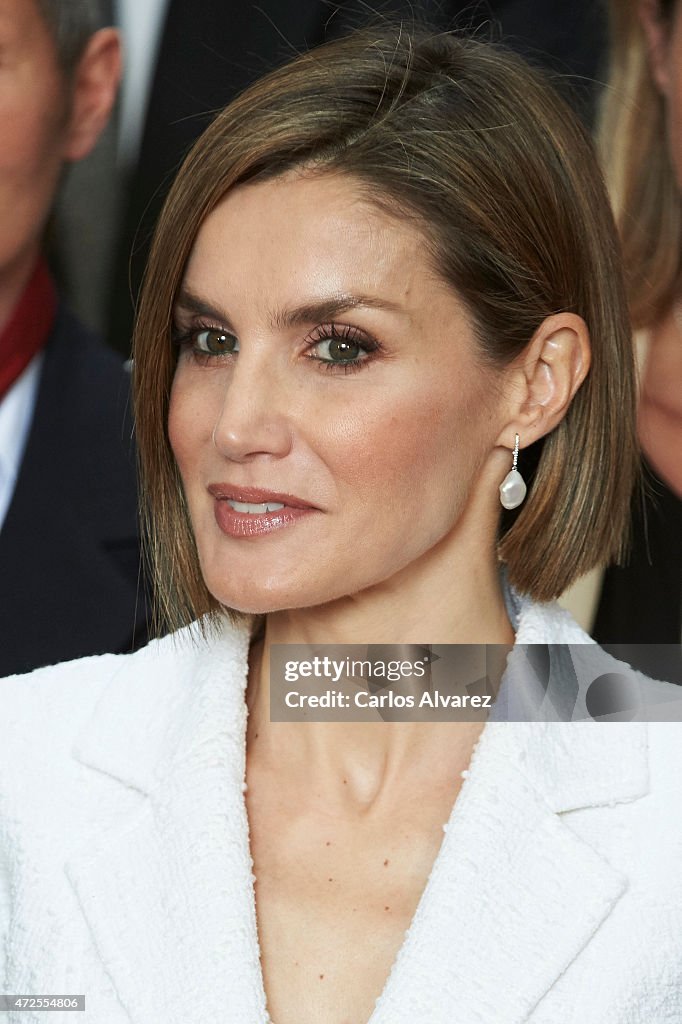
left=0, top=99, right=68, bottom=250
left=167, top=370, right=212, bottom=482
left=0, top=81, right=64, bottom=171
left=319, top=368, right=491, bottom=511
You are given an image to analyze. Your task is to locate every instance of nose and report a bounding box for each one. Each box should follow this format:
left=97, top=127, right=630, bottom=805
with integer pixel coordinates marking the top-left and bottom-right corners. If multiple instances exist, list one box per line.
left=211, top=348, right=294, bottom=462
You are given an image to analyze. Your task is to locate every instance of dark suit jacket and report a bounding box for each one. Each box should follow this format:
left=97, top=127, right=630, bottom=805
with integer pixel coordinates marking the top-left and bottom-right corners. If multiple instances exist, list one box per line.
left=0, top=304, right=150, bottom=677
left=593, top=460, right=682, bottom=685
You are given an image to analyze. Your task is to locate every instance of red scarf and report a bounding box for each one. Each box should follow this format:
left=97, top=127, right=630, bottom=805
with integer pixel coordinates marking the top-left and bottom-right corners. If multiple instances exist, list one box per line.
left=0, top=260, right=57, bottom=402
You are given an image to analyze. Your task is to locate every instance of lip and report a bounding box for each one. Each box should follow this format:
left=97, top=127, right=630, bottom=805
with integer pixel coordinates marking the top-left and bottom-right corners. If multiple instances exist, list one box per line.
left=208, top=484, right=317, bottom=509
left=208, top=483, right=319, bottom=538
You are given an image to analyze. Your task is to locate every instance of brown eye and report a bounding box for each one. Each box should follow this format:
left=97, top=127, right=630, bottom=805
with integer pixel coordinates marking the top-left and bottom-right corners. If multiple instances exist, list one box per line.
left=315, top=336, right=364, bottom=362
left=194, top=328, right=238, bottom=355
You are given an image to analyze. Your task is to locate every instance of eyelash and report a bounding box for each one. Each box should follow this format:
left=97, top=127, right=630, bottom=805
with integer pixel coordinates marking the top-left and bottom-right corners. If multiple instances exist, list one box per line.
left=172, top=319, right=382, bottom=375
left=306, top=322, right=381, bottom=373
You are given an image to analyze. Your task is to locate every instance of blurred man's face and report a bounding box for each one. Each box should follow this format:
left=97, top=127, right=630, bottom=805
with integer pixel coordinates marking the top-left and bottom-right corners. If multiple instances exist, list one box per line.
left=0, top=0, right=72, bottom=286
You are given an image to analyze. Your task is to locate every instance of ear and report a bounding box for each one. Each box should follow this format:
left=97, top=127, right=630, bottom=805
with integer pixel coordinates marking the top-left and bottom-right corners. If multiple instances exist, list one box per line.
left=638, top=0, right=673, bottom=96
left=62, top=28, right=122, bottom=163
left=495, top=313, right=591, bottom=451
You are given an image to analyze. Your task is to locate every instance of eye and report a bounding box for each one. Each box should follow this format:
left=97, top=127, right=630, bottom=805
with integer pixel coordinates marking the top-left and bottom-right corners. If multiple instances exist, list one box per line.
left=194, top=328, right=238, bottom=356
left=306, top=323, right=379, bottom=368
left=312, top=336, right=365, bottom=362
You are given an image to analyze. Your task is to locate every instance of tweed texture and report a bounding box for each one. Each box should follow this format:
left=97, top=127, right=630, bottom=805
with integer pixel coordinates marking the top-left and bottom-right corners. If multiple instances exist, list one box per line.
left=1, top=597, right=682, bottom=1022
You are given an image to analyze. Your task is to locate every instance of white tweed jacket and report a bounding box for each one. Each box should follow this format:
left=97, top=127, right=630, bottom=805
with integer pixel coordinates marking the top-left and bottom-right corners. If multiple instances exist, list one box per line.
left=1, top=594, right=682, bottom=1024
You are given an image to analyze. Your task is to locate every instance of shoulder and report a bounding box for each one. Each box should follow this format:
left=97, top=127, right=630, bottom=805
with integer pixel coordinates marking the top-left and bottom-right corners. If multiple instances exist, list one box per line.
left=0, top=616, right=251, bottom=872
left=42, top=304, right=131, bottom=412
left=46, top=303, right=131, bottom=383
left=0, top=616, right=249, bottom=774
left=0, top=617, right=250, bottom=885
left=506, top=589, right=682, bottom=719
left=0, top=644, right=152, bottom=776
left=0, top=650, right=122, bottom=732
left=29, top=304, right=136, bottom=493
left=510, top=588, right=597, bottom=644
left=36, top=303, right=133, bottom=451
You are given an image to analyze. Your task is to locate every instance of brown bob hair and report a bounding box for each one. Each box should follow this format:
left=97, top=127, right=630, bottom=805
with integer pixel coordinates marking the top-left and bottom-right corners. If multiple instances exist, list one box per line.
left=134, top=23, right=638, bottom=633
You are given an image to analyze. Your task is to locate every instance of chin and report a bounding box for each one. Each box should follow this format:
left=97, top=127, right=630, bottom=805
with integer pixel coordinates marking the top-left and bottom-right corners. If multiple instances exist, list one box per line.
left=216, top=594, right=291, bottom=616
left=204, top=567, right=358, bottom=617
left=204, top=574, right=317, bottom=616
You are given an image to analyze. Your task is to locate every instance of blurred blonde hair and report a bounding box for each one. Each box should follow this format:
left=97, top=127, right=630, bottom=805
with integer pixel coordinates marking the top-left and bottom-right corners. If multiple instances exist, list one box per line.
left=599, top=0, right=681, bottom=328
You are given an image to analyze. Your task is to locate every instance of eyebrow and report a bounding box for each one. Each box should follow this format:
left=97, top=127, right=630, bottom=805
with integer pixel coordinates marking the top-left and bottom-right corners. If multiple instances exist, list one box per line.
left=173, top=287, right=406, bottom=332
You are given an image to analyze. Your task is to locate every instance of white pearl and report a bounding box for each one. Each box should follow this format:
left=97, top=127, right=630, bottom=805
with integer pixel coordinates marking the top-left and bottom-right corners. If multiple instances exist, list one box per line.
left=499, top=469, right=527, bottom=510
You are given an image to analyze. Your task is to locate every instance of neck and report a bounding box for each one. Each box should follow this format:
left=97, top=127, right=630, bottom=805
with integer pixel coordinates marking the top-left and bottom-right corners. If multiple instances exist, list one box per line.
left=0, top=244, right=43, bottom=334
left=260, top=553, right=512, bottom=646
left=245, top=469, right=516, bottom=807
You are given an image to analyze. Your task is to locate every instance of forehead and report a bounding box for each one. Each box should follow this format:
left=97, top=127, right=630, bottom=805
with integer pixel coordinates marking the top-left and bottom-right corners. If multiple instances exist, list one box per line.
left=182, top=171, right=452, bottom=318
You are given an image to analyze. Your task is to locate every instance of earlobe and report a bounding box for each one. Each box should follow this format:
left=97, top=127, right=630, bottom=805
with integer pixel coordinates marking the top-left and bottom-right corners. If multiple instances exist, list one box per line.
left=63, top=28, right=122, bottom=163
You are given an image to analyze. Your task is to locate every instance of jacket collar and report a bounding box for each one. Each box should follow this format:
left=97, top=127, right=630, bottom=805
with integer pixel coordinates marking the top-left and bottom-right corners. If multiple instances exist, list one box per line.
left=61, top=596, right=649, bottom=1024
left=68, top=583, right=636, bottom=795
left=70, top=615, right=253, bottom=796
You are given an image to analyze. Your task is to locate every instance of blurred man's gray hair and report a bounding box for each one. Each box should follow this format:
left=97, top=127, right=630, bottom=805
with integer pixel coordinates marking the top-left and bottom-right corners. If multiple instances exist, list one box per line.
left=36, top=0, right=102, bottom=74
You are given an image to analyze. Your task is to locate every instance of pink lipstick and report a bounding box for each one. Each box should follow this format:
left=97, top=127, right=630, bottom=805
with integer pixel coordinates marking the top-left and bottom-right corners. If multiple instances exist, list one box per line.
left=208, top=484, right=319, bottom=538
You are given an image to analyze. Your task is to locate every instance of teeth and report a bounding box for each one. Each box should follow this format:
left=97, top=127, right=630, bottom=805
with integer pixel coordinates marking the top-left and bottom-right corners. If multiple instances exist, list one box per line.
left=227, top=499, right=285, bottom=514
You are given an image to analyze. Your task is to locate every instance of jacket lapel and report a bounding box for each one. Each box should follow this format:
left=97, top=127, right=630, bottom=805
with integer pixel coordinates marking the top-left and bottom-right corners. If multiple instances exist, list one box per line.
left=64, top=602, right=650, bottom=1024
left=369, top=717, right=648, bottom=1024
left=65, top=616, right=270, bottom=1024
left=368, top=599, right=650, bottom=1023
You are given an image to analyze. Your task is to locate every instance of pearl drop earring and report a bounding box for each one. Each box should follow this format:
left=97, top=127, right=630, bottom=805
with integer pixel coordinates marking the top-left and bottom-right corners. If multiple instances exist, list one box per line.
left=499, top=433, right=527, bottom=510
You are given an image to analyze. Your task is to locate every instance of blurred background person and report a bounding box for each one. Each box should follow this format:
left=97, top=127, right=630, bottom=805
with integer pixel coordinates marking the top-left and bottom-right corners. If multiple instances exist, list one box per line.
left=0, top=0, right=149, bottom=676
left=560, top=0, right=682, bottom=682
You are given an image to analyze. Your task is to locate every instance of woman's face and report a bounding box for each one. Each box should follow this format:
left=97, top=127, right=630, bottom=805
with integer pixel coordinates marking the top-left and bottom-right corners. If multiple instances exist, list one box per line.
left=168, top=171, right=506, bottom=614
